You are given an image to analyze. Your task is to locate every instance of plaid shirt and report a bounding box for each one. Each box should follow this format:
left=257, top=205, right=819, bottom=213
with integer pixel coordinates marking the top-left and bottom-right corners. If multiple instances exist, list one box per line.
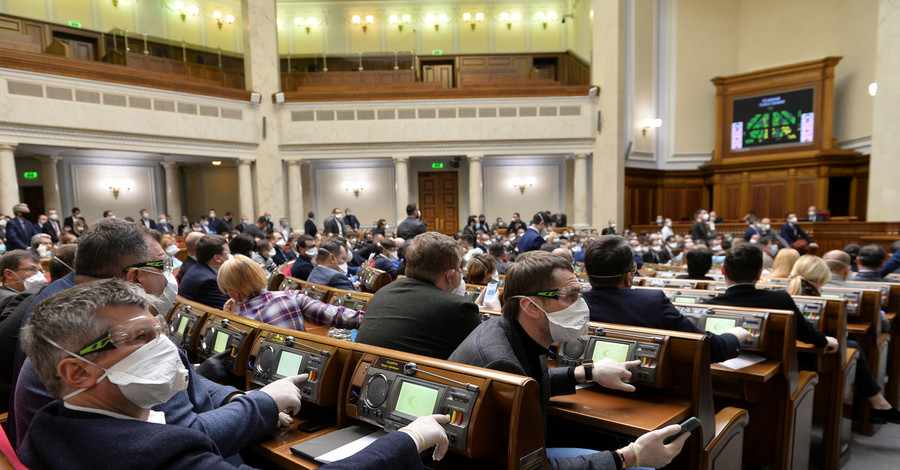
left=236, top=290, right=363, bottom=332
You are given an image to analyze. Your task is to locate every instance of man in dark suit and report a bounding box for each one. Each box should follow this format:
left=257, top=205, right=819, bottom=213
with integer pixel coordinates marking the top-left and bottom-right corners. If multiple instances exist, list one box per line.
left=41, top=209, right=63, bottom=244
left=62, top=207, right=83, bottom=234
left=582, top=235, right=747, bottom=363
left=304, top=212, right=318, bottom=237
left=780, top=212, right=811, bottom=246
left=516, top=212, right=554, bottom=254
left=854, top=244, right=896, bottom=282
left=270, top=232, right=289, bottom=266
left=175, top=231, right=204, bottom=285
left=879, top=241, right=900, bottom=278
left=356, top=232, right=482, bottom=359
left=155, top=214, right=175, bottom=234
left=551, top=210, right=567, bottom=228
left=449, top=250, right=687, bottom=468
left=689, top=210, right=710, bottom=242
left=137, top=209, right=157, bottom=230
left=6, top=203, right=36, bottom=251
left=702, top=242, right=838, bottom=351
left=290, top=235, right=316, bottom=281
left=307, top=238, right=357, bottom=291
left=676, top=247, right=715, bottom=281
left=505, top=212, right=527, bottom=236
left=397, top=204, right=427, bottom=240
left=206, top=209, right=221, bottom=234
left=805, top=205, right=826, bottom=222
left=343, top=208, right=361, bottom=232
left=322, top=208, right=346, bottom=236
left=218, top=211, right=235, bottom=235
left=178, top=235, right=230, bottom=309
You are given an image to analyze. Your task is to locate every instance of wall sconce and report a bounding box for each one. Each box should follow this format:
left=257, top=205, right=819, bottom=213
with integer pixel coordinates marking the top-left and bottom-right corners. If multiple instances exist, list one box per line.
left=213, top=11, right=235, bottom=29
left=535, top=11, right=558, bottom=29
left=869, top=82, right=878, bottom=96
left=107, top=180, right=133, bottom=200
left=295, top=16, right=317, bottom=33
left=211, top=160, right=222, bottom=166
left=352, top=15, right=374, bottom=33
left=641, top=118, right=662, bottom=136
left=112, top=0, right=119, bottom=7
left=174, top=2, right=198, bottom=22
left=425, top=13, right=448, bottom=31
left=389, top=14, right=411, bottom=32
left=463, top=12, right=484, bottom=30
left=499, top=12, right=522, bottom=30
left=512, top=177, right=535, bottom=194
left=343, top=182, right=364, bottom=198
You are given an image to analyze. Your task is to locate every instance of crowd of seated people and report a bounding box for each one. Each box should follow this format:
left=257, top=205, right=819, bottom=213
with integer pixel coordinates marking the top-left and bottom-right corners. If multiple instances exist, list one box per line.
left=2, top=202, right=900, bottom=469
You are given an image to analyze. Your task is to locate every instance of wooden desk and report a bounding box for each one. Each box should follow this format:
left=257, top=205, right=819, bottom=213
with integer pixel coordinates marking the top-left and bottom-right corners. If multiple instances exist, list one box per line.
left=550, top=389, right=691, bottom=436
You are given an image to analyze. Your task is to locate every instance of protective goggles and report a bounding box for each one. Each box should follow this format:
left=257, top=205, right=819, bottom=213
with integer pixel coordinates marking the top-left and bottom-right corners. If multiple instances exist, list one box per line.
left=77, top=315, right=168, bottom=357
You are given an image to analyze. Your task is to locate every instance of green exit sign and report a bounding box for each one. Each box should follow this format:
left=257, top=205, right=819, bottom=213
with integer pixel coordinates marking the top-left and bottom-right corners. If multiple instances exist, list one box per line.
left=23, top=171, right=38, bottom=179
left=432, top=50, right=442, bottom=55
left=431, top=162, right=444, bottom=169
left=68, top=21, right=82, bottom=28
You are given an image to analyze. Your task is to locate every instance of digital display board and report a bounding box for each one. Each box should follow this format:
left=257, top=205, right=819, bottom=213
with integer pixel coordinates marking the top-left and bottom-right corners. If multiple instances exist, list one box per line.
left=731, top=88, right=814, bottom=150
left=395, top=381, right=439, bottom=418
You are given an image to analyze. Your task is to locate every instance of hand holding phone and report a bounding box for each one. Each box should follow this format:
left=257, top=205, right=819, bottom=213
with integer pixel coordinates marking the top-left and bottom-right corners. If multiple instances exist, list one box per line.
left=663, top=416, right=701, bottom=445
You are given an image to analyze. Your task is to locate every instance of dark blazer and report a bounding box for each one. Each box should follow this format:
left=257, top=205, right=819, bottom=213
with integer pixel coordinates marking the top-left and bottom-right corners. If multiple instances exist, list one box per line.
left=805, top=214, right=826, bottom=222
left=290, top=257, right=315, bottom=281
left=63, top=216, right=77, bottom=231
left=308, top=265, right=356, bottom=291
left=344, top=214, right=361, bottom=231
left=218, top=219, right=235, bottom=234
left=854, top=270, right=896, bottom=283
left=139, top=218, right=158, bottom=230
left=880, top=250, right=900, bottom=278
left=6, top=217, right=36, bottom=251
left=689, top=221, right=709, bottom=242
left=156, top=222, right=175, bottom=233
left=207, top=218, right=221, bottom=234
left=505, top=220, right=527, bottom=236
left=702, top=284, right=827, bottom=347
left=780, top=223, right=811, bottom=245
left=448, top=317, right=617, bottom=470
left=642, top=247, right=671, bottom=264
left=584, top=287, right=741, bottom=363
left=516, top=227, right=545, bottom=253
left=372, top=255, right=397, bottom=278
left=356, top=277, right=481, bottom=359
left=551, top=213, right=568, bottom=227
left=178, top=262, right=229, bottom=309
left=397, top=216, right=427, bottom=240
left=272, top=249, right=288, bottom=267
left=176, top=256, right=198, bottom=284
left=323, top=216, right=346, bottom=236
left=304, top=218, right=318, bottom=237
left=41, top=220, right=63, bottom=244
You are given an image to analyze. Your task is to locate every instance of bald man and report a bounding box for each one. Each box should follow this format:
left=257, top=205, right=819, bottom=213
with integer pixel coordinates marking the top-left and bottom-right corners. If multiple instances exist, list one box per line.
left=176, top=231, right=205, bottom=284
left=823, top=250, right=852, bottom=287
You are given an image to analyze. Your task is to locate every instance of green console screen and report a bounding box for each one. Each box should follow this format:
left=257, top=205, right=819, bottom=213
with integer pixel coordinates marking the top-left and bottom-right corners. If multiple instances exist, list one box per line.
left=395, top=381, right=439, bottom=417
left=176, top=316, right=190, bottom=335
left=213, top=331, right=230, bottom=353
left=276, top=350, right=304, bottom=377
left=591, top=340, right=631, bottom=363
left=705, top=317, right=737, bottom=335
left=674, top=296, right=697, bottom=304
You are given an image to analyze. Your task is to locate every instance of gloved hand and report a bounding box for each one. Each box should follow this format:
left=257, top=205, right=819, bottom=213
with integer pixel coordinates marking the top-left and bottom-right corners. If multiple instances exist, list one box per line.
left=626, top=423, right=689, bottom=468
left=726, top=326, right=752, bottom=344
left=258, top=374, right=308, bottom=415
left=277, top=412, right=294, bottom=427
left=825, top=336, right=839, bottom=354
left=398, top=414, right=451, bottom=460
left=593, top=358, right=639, bottom=392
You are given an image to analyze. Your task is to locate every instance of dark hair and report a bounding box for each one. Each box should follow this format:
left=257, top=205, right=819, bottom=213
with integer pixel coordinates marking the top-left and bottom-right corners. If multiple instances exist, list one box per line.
left=584, top=235, right=633, bottom=287
left=501, top=251, right=572, bottom=321
left=539, top=243, right=556, bottom=253
left=74, top=219, right=157, bottom=279
left=723, top=243, right=763, bottom=284
left=255, top=239, right=271, bottom=255
left=308, top=211, right=315, bottom=218
left=0, top=250, right=41, bottom=282
left=257, top=216, right=268, bottom=224
left=405, top=203, right=417, bottom=216
left=405, top=232, right=460, bottom=283
left=229, top=233, right=256, bottom=258
left=459, top=234, right=474, bottom=246
left=686, top=248, right=713, bottom=279
left=857, top=244, right=886, bottom=268
left=466, top=253, right=496, bottom=285
left=317, top=239, right=346, bottom=262
left=71, top=207, right=80, bottom=213
left=843, top=243, right=861, bottom=265
left=377, top=238, right=397, bottom=253
left=296, top=235, right=314, bottom=259
left=531, top=212, right=551, bottom=226
left=489, top=243, right=504, bottom=257
left=49, top=245, right=76, bottom=281
left=197, top=235, right=227, bottom=264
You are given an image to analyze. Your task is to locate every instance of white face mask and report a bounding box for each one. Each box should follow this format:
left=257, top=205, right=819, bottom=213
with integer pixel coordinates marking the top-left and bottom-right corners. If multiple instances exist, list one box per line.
left=0, top=219, right=6, bottom=227
left=19, top=272, right=48, bottom=290
left=610, top=223, right=616, bottom=228
left=571, top=245, right=582, bottom=253
left=668, top=243, right=678, bottom=249
left=141, top=213, right=149, bottom=219
left=155, top=272, right=179, bottom=317
left=158, top=219, right=167, bottom=225
left=53, top=335, right=189, bottom=409
left=452, top=275, right=468, bottom=296
left=789, top=217, right=798, bottom=224
left=209, top=213, right=216, bottom=219
left=808, top=211, right=816, bottom=218
left=666, top=221, right=672, bottom=227
left=656, top=218, right=663, bottom=224
left=305, top=248, right=318, bottom=257
left=702, top=213, right=710, bottom=221
left=49, top=214, right=59, bottom=221
left=165, top=245, right=180, bottom=257
left=267, top=249, right=276, bottom=258
left=337, top=262, right=348, bottom=275
left=335, top=213, right=344, bottom=219
left=275, top=239, right=286, bottom=248
left=388, top=250, right=399, bottom=260
left=762, top=224, right=770, bottom=231
left=36, top=246, right=51, bottom=258
left=524, top=297, right=590, bottom=343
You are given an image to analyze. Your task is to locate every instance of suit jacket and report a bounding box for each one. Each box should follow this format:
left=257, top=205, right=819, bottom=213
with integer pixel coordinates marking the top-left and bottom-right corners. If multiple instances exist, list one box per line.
left=290, top=257, right=315, bottom=281
left=356, top=277, right=481, bottom=359
left=880, top=250, right=900, bottom=278
left=642, top=247, right=671, bottom=265
left=344, top=214, right=361, bottom=231
left=177, top=256, right=198, bottom=284
left=551, top=214, right=568, bottom=227
left=505, top=220, right=527, bottom=236
left=5, top=217, right=36, bottom=251
left=448, top=317, right=617, bottom=470
left=307, top=266, right=357, bottom=291
left=854, top=270, right=895, bottom=283
left=156, top=222, right=174, bottom=233
left=690, top=221, right=709, bottom=242
left=218, top=219, right=235, bottom=234
left=397, top=216, right=426, bottom=240
left=780, top=223, right=811, bottom=245
left=323, top=216, right=346, bottom=236
left=583, top=287, right=741, bottom=363
left=284, top=249, right=298, bottom=262
left=702, top=284, right=826, bottom=347
left=304, top=219, right=318, bottom=237
left=178, top=262, right=229, bottom=309
left=272, top=249, right=288, bottom=267
left=207, top=218, right=221, bottom=234
left=516, top=227, right=545, bottom=253
left=63, top=216, right=76, bottom=231
left=139, top=218, right=158, bottom=230
left=805, top=214, right=825, bottom=222
left=41, top=220, right=62, bottom=243
left=372, top=255, right=397, bottom=278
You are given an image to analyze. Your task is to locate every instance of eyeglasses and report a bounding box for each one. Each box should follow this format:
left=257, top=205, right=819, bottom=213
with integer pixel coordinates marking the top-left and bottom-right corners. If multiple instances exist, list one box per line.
left=123, top=258, right=173, bottom=276
left=15, top=266, right=43, bottom=276
left=522, top=285, right=584, bottom=303
left=76, top=316, right=168, bottom=356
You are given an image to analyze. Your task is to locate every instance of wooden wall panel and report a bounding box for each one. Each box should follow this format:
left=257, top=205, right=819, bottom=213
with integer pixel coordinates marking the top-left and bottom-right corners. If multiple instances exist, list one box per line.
left=796, top=180, right=815, bottom=214
left=724, top=184, right=742, bottom=218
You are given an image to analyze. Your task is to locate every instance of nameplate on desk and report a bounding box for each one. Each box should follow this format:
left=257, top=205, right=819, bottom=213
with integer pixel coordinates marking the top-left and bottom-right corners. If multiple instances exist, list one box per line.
left=290, top=425, right=387, bottom=463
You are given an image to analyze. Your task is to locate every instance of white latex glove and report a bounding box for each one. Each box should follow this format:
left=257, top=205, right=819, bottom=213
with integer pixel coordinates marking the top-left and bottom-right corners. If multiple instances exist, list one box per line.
left=475, top=288, right=501, bottom=311
left=825, top=336, right=839, bottom=354
left=627, top=423, right=689, bottom=468
left=277, top=412, right=294, bottom=427
left=399, top=414, right=451, bottom=461
left=258, top=374, right=308, bottom=415
left=593, top=358, right=639, bottom=392
left=726, top=326, right=752, bottom=345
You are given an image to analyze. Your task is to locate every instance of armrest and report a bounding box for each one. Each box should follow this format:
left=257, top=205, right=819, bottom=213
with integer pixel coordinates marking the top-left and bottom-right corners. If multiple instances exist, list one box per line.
left=846, top=347, right=859, bottom=367
left=704, top=407, right=749, bottom=470
left=793, top=371, right=819, bottom=400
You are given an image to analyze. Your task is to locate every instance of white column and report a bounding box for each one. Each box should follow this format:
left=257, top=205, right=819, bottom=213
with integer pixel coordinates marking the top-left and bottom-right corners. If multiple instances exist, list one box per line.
left=393, top=155, right=410, bottom=225
left=242, top=0, right=285, bottom=219
left=0, top=144, right=19, bottom=214
left=160, top=162, right=182, bottom=218
left=868, top=0, right=900, bottom=221
left=286, top=160, right=303, bottom=233
left=37, top=156, right=62, bottom=212
left=467, top=154, right=484, bottom=216
left=238, top=159, right=254, bottom=221
left=573, top=153, right=590, bottom=228
left=591, top=0, right=626, bottom=229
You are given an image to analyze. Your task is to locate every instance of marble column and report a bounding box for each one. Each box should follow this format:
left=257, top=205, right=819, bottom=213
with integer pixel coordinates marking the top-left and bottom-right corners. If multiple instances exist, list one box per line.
left=160, top=162, right=182, bottom=218
left=238, top=159, right=254, bottom=220
left=242, top=0, right=285, bottom=219
left=36, top=156, right=62, bottom=212
left=393, top=155, right=410, bottom=225
left=286, top=160, right=303, bottom=234
left=0, top=144, right=19, bottom=214
left=591, top=0, right=626, bottom=228
left=467, top=154, right=484, bottom=217
left=573, top=153, right=590, bottom=228
left=868, top=0, right=900, bottom=221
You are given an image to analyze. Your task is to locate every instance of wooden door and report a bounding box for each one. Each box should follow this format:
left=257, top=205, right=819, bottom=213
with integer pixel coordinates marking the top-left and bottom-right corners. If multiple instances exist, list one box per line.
left=53, top=32, right=96, bottom=61
left=423, top=64, right=453, bottom=88
left=418, top=171, right=459, bottom=235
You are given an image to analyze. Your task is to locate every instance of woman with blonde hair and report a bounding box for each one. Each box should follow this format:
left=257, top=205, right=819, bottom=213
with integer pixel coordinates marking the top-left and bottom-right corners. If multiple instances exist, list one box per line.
left=466, top=253, right=497, bottom=285
left=786, top=255, right=831, bottom=296
left=769, top=248, right=800, bottom=279
left=218, top=254, right=363, bottom=332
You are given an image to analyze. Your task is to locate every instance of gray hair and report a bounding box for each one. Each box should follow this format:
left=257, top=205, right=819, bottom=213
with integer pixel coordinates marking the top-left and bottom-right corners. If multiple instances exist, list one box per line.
left=30, top=233, right=51, bottom=249
left=0, top=250, right=40, bottom=282
left=12, top=203, right=28, bottom=215
left=73, top=218, right=158, bottom=279
left=21, top=278, right=155, bottom=398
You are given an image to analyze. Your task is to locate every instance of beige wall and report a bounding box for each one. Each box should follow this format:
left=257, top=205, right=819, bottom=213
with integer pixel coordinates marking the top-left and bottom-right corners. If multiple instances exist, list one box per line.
left=182, top=165, right=240, bottom=221
left=71, top=163, right=158, bottom=224
left=313, top=165, right=395, bottom=229
left=632, top=0, right=656, bottom=154
left=483, top=163, right=562, bottom=225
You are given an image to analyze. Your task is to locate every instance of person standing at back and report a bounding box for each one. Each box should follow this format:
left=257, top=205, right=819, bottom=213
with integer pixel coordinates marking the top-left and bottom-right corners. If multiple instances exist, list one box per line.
left=517, top=212, right=555, bottom=253
left=397, top=203, right=427, bottom=240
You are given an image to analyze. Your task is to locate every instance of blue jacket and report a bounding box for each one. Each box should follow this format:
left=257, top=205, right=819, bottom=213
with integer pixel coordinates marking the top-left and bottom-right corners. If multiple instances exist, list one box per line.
left=308, top=265, right=357, bottom=291
left=5, top=217, right=36, bottom=251
left=178, top=262, right=229, bottom=309
left=516, top=227, right=545, bottom=253
left=780, top=223, right=811, bottom=245
left=583, top=287, right=741, bottom=363
left=854, top=270, right=896, bottom=283
left=290, top=257, right=315, bottom=281
left=372, top=255, right=397, bottom=278
left=880, top=250, right=900, bottom=278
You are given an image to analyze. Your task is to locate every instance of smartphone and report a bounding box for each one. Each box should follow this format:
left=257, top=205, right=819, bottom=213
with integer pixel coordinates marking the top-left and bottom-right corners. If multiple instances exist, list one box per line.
left=484, top=282, right=499, bottom=302
left=663, top=416, right=701, bottom=445
left=297, top=415, right=337, bottom=433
